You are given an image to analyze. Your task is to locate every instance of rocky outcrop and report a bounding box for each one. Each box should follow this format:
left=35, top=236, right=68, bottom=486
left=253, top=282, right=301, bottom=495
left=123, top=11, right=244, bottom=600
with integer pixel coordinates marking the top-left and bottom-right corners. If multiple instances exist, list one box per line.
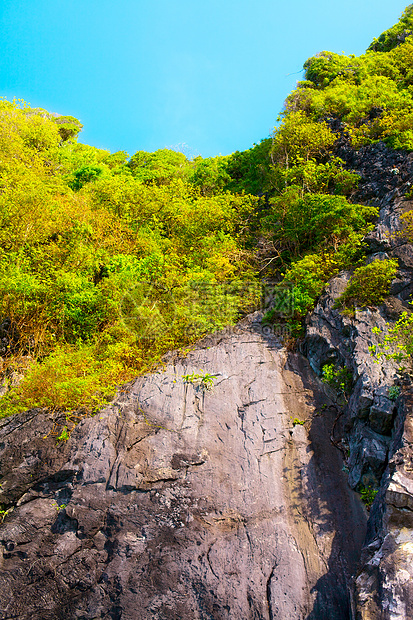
left=301, top=141, right=413, bottom=619
left=303, top=277, right=413, bottom=618
left=0, top=317, right=366, bottom=619
left=355, top=399, right=413, bottom=620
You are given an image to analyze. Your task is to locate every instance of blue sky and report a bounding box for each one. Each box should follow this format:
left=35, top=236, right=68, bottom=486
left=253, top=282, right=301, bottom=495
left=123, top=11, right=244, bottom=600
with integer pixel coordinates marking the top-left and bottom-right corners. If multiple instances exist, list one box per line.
left=0, top=1, right=410, bottom=158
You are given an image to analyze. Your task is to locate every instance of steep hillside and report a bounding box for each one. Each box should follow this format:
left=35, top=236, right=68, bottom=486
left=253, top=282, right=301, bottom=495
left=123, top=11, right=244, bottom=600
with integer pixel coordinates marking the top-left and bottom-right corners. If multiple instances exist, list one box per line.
left=1, top=5, right=413, bottom=620
left=6, top=8, right=413, bottom=414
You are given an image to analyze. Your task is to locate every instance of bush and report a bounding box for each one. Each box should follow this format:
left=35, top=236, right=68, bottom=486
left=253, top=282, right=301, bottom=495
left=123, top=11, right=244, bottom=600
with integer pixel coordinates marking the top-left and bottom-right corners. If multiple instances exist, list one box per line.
left=68, top=165, right=106, bottom=191
left=267, top=157, right=359, bottom=196
left=0, top=99, right=260, bottom=418
left=263, top=191, right=376, bottom=257
left=322, top=363, right=353, bottom=400
left=284, top=11, right=413, bottom=152
left=225, top=138, right=273, bottom=195
left=271, top=110, right=336, bottom=166
left=368, top=5, right=413, bottom=52
left=370, top=309, right=413, bottom=367
left=359, top=485, right=378, bottom=509
left=127, top=148, right=188, bottom=185
left=281, top=252, right=341, bottom=317
left=0, top=343, right=127, bottom=418
left=303, top=51, right=363, bottom=88
left=335, top=258, right=398, bottom=309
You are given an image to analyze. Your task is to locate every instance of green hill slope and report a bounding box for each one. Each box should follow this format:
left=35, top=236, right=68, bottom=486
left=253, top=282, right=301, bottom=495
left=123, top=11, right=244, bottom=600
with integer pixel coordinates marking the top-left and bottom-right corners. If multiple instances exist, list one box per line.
left=1, top=5, right=413, bottom=417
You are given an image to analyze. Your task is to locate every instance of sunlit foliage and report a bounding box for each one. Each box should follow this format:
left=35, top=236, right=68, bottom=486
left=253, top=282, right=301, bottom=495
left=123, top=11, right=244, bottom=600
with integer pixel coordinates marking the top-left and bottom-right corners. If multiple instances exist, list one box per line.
left=283, top=6, right=413, bottom=151
left=0, top=99, right=258, bottom=416
left=2, top=6, right=412, bottom=414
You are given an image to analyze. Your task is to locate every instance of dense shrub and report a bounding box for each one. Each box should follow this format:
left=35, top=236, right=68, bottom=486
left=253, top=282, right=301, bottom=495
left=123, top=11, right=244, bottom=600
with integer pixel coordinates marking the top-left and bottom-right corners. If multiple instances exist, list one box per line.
left=286, top=8, right=413, bottom=150
left=0, top=99, right=260, bottom=416
left=335, top=259, right=398, bottom=309
left=368, top=4, right=413, bottom=52
left=262, top=191, right=376, bottom=257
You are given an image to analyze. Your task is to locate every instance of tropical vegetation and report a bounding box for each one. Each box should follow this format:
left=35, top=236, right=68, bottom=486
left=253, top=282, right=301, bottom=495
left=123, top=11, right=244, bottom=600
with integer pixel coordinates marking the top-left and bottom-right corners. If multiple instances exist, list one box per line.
left=2, top=6, right=413, bottom=415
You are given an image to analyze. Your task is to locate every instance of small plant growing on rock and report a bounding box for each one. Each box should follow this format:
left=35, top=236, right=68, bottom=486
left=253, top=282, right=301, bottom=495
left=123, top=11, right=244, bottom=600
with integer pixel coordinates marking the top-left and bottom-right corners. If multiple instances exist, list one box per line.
left=182, top=371, right=215, bottom=391
left=52, top=502, right=68, bottom=512
left=56, top=426, right=70, bottom=444
left=321, top=363, right=353, bottom=402
left=321, top=365, right=353, bottom=452
left=359, top=486, right=378, bottom=509
left=0, top=507, right=11, bottom=523
left=388, top=385, right=401, bottom=401
left=370, top=310, right=413, bottom=373
left=291, top=417, right=305, bottom=426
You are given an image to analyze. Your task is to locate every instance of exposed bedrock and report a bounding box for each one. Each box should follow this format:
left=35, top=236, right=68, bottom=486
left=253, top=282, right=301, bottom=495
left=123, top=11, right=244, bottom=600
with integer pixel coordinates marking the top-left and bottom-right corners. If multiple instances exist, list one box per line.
left=303, top=278, right=413, bottom=619
left=0, top=318, right=366, bottom=619
left=302, top=142, right=413, bottom=619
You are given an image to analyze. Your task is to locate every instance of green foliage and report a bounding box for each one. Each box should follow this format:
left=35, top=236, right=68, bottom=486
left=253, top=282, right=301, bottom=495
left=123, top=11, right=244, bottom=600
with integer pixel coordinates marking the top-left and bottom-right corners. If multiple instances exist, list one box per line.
left=58, top=142, right=112, bottom=176
left=388, top=385, right=401, bottom=400
left=68, top=165, right=106, bottom=191
left=56, top=426, right=70, bottom=443
left=127, top=148, right=188, bottom=184
left=269, top=157, right=359, bottom=196
left=399, top=208, right=413, bottom=236
left=189, top=156, right=231, bottom=196
left=182, top=371, right=215, bottom=390
left=263, top=232, right=369, bottom=324
left=0, top=507, right=12, bottom=523
left=53, top=115, right=83, bottom=142
left=303, top=51, right=364, bottom=88
left=281, top=252, right=341, bottom=317
left=0, top=98, right=259, bottom=417
left=335, top=259, right=398, bottom=310
left=271, top=111, right=336, bottom=166
left=225, top=138, right=273, bottom=195
left=287, top=12, right=413, bottom=152
left=104, top=150, right=129, bottom=169
left=291, top=417, right=305, bottom=426
left=359, top=485, right=378, bottom=509
left=369, top=5, right=413, bottom=52
left=263, top=191, right=376, bottom=257
left=52, top=501, right=68, bottom=512
left=321, top=363, right=353, bottom=401
left=0, top=342, right=123, bottom=418
left=370, top=310, right=413, bottom=367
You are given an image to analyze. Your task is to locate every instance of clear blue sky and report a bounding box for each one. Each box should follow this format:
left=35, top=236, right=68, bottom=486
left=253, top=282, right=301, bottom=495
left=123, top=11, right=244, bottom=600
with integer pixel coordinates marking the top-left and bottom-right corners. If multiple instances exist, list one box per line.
left=0, top=1, right=410, bottom=158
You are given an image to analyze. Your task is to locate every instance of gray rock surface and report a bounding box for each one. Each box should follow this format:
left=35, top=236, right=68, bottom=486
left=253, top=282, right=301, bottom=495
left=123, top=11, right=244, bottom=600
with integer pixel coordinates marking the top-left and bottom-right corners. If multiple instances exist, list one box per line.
left=303, top=276, right=413, bottom=618
left=356, top=404, right=413, bottom=619
left=302, top=141, right=413, bottom=619
left=0, top=318, right=366, bottom=619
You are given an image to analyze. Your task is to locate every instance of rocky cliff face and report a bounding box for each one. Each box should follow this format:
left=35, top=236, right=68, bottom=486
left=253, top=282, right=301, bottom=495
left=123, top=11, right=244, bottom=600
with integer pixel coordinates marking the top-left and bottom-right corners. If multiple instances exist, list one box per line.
left=303, top=141, right=413, bottom=619
left=0, top=141, right=413, bottom=619
left=0, top=319, right=366, bottom=619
